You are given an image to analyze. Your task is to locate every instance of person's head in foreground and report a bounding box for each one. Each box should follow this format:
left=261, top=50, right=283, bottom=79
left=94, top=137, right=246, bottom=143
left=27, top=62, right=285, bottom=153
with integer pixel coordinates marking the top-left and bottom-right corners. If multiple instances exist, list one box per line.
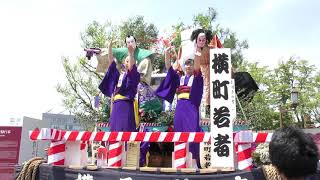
left=269, top=126, right=319, bottom=180
left=184, top=58, right=194, bottom=76
left=121, top=56, right=131, bottom=71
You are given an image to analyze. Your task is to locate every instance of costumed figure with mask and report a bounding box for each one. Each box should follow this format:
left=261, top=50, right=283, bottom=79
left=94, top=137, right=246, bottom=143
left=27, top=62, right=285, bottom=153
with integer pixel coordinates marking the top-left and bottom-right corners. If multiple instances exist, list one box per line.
left=155, top=47, right=203, bottom=167
left=190, top=29, right=213, bottom=117
left=113, top=36, right=162, bottom=167
left=113, top=36, right=163, bottom=128
left=85, top=35, right=153, bottom=85
left=88, top=36, right=163, bottom=166
left=111, top=35, right=154, bottom=85
left=86, top=36, right=162, bottom=125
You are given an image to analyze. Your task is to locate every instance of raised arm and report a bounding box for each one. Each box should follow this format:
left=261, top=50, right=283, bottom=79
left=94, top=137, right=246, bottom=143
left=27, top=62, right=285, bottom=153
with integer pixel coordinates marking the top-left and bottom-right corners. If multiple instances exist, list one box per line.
left=164, top=47, right=172, bottom=70
left=194, top=47, right=201, bottom=72
left=108, top=41, right=114, bottom=68
left=99, top=41, right=120, bottom=97
left=155, top=47, right=180, bottom=103
left=127, top=44, right=136, bottom=71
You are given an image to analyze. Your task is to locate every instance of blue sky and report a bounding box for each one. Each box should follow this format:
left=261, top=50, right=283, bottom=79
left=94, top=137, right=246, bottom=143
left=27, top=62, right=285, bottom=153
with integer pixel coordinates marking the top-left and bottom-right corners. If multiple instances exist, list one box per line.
left=0, top=0, right=319, bottom=120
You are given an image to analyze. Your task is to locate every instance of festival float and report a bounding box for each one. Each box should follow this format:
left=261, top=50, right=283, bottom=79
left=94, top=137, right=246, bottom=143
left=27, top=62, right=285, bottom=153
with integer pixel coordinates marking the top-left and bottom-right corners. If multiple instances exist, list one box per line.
left=17, top=28, right=304, bottom=180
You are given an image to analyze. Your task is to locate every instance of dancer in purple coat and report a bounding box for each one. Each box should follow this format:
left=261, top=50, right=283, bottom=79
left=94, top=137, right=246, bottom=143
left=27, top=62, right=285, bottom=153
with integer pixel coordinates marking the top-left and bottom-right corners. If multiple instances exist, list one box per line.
left=156, top=47, right=203, bottom=167
left=99, top=40, right=140, bottom=132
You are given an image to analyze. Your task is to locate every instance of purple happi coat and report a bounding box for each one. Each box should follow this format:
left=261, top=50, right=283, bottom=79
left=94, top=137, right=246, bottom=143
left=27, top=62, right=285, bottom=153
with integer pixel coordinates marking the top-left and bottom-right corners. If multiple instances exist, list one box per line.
left=156, top=66, right=203, bottom=166
left=99, top=61, right=140, bottom=132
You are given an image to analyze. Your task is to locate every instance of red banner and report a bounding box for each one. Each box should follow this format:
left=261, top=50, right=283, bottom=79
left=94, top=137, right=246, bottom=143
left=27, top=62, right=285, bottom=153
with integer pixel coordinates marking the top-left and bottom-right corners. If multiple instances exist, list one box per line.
left=0, top=126, right=22, bottom=180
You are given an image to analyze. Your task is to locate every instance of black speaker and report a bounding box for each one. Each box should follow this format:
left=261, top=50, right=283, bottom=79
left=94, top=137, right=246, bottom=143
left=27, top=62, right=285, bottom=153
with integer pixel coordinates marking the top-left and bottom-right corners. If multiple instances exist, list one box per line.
left=234, top=72, right=259, bottom=102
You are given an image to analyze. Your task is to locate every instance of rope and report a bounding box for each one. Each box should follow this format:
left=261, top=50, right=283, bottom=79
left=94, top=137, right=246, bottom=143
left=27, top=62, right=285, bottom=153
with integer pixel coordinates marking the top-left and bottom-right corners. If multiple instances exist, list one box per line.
left=16, top=157, right=46, bottom=180
left=262, top=164, right=282, bottom=180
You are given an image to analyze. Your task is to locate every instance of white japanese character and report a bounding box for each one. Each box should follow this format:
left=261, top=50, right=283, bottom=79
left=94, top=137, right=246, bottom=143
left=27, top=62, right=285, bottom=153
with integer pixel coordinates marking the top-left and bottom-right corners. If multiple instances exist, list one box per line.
left=120, top=178, right=132, bottom=180
left=234, top=176, right=247, bottom=180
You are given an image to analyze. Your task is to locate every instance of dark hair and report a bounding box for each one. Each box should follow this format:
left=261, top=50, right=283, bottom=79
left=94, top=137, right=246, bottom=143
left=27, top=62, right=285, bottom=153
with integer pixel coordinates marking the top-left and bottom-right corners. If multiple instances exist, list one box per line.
left=190, top=29, right=213, bottom=43
left=184, top=59, right=194, bottom=65
left=124, top=35, right=137, bottom=45
left=269, top=126, right=318, bottom=178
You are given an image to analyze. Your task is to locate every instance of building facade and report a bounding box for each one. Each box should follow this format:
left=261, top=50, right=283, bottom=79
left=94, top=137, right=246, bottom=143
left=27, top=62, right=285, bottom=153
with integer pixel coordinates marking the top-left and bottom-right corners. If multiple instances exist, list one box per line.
left=42, top=113, right=85, bottom=131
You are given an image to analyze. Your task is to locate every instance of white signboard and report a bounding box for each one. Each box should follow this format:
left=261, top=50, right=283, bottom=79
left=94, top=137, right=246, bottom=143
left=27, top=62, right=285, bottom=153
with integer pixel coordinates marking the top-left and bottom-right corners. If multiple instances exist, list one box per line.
left=200, top=142, right=211, bottom=168
left=0, top=117, right=23, bottom=127
left=210, top=48, right=235, bottom=168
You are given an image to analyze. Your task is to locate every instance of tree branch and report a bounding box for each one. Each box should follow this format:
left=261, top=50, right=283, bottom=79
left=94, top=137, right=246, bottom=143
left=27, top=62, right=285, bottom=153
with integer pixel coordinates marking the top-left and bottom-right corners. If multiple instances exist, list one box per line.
left=66, top=68, right=94, bottom=112
left=82, top=62, right=103, bottom=80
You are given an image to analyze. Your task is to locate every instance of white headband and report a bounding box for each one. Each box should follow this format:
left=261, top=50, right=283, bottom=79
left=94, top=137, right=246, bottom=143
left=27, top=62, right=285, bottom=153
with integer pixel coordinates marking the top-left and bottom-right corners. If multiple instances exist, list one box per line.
left=179, top=53, right=195, bottom=71
left=198, top=32, right=206, bottom=38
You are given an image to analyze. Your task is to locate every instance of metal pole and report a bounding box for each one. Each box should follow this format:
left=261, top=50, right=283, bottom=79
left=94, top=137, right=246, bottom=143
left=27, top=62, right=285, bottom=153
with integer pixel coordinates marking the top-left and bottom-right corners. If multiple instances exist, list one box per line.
left=279, top=105, right=283, bottom=128
left=91, top=120, right=97, bottom=164
left=301, top=112, right=305, bottom=129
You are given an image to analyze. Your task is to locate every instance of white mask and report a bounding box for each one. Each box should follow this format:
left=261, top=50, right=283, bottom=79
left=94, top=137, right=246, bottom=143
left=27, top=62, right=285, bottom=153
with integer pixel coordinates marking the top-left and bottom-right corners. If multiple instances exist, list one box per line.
left=197, top=33, right=206, bottom=48
left=126, top=36, right=137, bottom=49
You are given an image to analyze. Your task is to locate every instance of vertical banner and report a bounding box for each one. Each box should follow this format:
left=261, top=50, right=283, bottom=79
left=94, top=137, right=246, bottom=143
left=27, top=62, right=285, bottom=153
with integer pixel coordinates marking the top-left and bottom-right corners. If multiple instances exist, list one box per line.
left=200, top=142, right=211, bottom=168
left=210, top=48, right=235, bottom=169
left=0, top=125, right=22, bottom=180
